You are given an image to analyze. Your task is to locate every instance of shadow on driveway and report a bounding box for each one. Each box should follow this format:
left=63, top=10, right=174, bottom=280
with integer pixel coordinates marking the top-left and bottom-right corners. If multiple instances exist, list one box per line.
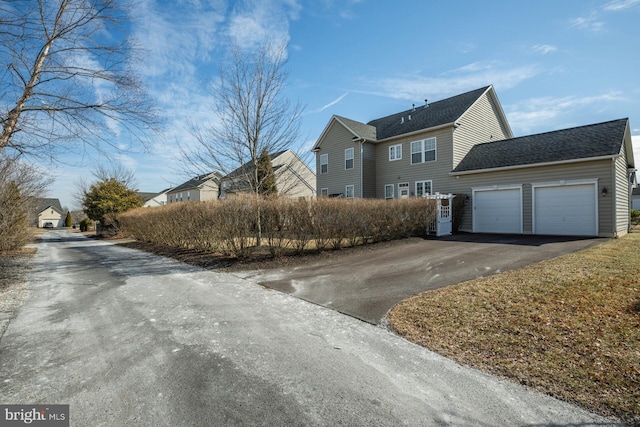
left=236, top=233, right=606, bottom=324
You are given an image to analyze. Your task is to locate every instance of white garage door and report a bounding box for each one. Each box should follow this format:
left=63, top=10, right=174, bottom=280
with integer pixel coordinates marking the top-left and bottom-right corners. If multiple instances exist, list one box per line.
left=473, top=188, right=522, bottom=234
left=534, top=183, right=597, bottom=236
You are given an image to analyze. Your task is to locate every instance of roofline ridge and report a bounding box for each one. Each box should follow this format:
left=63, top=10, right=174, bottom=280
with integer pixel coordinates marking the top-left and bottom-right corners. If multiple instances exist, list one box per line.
left=367, top=85, right=491, bottom=123
left=472, top=117, right=629, bottom=147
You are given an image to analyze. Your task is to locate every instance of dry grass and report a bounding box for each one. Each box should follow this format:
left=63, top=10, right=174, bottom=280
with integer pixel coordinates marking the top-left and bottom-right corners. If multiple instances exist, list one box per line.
left=0, top=249, right=35, bottom=339
left=388, top=232, right=640, bottom=425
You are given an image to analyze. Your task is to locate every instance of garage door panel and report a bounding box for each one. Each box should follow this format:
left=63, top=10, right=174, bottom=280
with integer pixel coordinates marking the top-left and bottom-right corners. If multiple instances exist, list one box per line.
left=534, top=184, right=597, bottom=236
left=474, top=188, right=522, bottom=234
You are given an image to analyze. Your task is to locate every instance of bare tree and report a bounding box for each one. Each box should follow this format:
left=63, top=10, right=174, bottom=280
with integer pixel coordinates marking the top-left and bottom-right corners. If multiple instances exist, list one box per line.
left=0, top=0, right=158, bottom=159
left=0, top=155, right=52, bottom=250
left=185, top=41, right=306, bottom=246
left=186, top=41, right=304, bottom=196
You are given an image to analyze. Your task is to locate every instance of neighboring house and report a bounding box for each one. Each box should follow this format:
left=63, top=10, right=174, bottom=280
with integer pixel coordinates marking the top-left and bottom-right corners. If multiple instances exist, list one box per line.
left=167, top=172, right=222, bottom=204
left=219, top=149, right=315, bottom=199
left=313, top=85, right=636, bottom=237
left=35, top=198, right=64, bottom=228
left=632, top=187, right=640, bottom=210
left=142, top=188, right=172, bottom=207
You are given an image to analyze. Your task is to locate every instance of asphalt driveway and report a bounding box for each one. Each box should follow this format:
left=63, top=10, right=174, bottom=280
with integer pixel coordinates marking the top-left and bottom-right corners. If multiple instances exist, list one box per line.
left=0, top=231, right=617, bottom=426
left=236, top=234, right=605, bottom=324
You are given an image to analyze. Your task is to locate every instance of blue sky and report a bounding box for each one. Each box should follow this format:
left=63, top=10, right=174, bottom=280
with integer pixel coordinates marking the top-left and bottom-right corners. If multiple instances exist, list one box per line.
left=44, top=0, right=640, bottom=209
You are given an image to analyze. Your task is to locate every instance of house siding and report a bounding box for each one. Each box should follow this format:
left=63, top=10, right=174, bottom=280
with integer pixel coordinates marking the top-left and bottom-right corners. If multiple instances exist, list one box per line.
left=362, top=143, right=377, bottom=197
left=614, top=149, right=630, bottom=236
left=273, top=150, right=316, bottom=198
left=449, top=159, right=615, bottom=237
left=374, top=128, right=455, bottom=198
left=38, top=208, right=63, bottom=228
left=453, top=91, right=511, bottom=169
left=316, top=120, right=361, bottom=196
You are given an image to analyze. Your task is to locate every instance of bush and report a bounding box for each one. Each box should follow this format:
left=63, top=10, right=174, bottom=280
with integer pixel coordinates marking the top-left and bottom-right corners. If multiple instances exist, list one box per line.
left=631, top=209, right=640, bottom=226
left=117, top=197, right=439, bottom=258
left=64, top=211, right=72, bottom=227
left=79, top=218, right=92, bottom=232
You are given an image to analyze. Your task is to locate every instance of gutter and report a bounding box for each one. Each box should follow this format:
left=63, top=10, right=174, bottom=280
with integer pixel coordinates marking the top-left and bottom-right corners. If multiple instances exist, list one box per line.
left=450, top=154, right=620, bottom=176
left=375, top=121, right=458, bottom=144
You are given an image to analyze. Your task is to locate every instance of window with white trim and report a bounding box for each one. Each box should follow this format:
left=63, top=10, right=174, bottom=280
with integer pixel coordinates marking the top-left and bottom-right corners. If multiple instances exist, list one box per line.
left=415, top=180, right=433, bottom=197
left=411, top=137, right=437, bottom=164
left=187, top=191, right=191, bottom=201
left=320, top=153, right=328, bottom=174
left=345, top=185, right=354, bottom=199
left=345, top=148, right=354, bottom=170
left=320, top=188, right=328, bottom=197
left=389, top=144, right=402, bottom=161
left=384, top=184, right=394, bottom=200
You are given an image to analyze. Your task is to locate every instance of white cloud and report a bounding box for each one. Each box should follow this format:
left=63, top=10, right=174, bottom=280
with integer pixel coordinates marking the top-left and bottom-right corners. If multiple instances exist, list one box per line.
left=632, top=135, right=640, bottom=165
left=532, top=44, right=557, bottom=54
left=359, top=62, right=538, bottom=102
left=308, top=92, right=349, bottom=114
left=570, top=14, right=605, bottom=32
left=604, top=0, right=640, bottom=11
left=506, top=92, right=625, bottom=135
left=226, top=0, right=300, bottom=49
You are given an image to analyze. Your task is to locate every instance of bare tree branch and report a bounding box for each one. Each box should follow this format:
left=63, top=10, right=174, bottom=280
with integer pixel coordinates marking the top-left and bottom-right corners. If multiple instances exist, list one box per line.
left=184, top=41, right=305, bottom=195
left=0, top=0, right=160, bottom=161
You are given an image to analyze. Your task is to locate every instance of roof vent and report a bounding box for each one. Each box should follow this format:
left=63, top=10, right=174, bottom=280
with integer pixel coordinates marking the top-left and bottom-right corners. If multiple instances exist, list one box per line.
left=424, top=99, right=428, bottom=108
left=400, top=116, right=404, bottom=124
left=408, top=114, right=412, bottom=121
left=412, top=103, right=416, bottom=112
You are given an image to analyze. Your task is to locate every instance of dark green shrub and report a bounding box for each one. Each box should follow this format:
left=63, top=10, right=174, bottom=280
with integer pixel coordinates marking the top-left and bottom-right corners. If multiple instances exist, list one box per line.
left=79, top=218, right=91, bottom=232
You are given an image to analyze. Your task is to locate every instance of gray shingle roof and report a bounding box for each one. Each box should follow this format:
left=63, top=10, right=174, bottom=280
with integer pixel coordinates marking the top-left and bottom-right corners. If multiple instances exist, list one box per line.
left=453, top=118, right=628, bottom=173
left=223, top=150, right=288, bottom=180
left=334, top=116, right=377, bottom=140
left=172, top=172, right=221, bottom=192
left=36, top=198, right=63, bottom=213
left=367, top=86, right=490, bottom=140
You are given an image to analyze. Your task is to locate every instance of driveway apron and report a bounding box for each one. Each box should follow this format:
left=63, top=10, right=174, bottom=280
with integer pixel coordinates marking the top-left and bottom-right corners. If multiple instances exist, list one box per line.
left=238, top=234, right=604, bottom=324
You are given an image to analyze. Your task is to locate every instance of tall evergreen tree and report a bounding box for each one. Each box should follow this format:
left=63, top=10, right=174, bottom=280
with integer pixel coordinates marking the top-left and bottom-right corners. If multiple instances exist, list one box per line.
left=256, top=150, right=277, bottom=196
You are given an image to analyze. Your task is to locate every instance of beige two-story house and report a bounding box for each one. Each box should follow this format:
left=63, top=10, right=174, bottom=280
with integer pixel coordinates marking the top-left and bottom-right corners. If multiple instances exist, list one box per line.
left=313, top=85, right=635, bottom=237
left=167, top=172, right=222, bottom=204
left=219, top=149, right=316, bottom=199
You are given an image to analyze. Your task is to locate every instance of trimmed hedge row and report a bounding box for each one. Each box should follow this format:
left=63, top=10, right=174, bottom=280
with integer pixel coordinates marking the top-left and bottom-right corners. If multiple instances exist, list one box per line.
left=117, top=196, right=438, bottom=258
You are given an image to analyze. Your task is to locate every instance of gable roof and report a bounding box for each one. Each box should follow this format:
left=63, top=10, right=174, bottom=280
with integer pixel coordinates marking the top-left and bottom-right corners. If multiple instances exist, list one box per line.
left=136, top=192, right=158, bottom=202
left=367, top=86, right=491, bottom=140
left=452, top=118, right=629, bottom=174
left=36, top=198, right=63, bottom=214
left=222, top=149, right=289, bottom=180
left=171, top=172, right=222, bottom=193
left=313, top=86, right=493, bottom=150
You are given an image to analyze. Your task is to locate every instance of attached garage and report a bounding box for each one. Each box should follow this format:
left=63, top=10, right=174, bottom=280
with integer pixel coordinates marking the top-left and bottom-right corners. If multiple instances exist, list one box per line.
left=472, top=186, right=522, bottom=234
left=533, top=181, right=598, bottom=236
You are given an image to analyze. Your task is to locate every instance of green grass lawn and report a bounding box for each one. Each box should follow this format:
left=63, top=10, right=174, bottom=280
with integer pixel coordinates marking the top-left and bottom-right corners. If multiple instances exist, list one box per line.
left=388, top=232, right=640, bottom=425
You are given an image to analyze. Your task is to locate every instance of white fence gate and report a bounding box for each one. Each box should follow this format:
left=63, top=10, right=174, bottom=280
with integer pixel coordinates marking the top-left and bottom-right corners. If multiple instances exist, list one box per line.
left=426, top=193, right=455, bottom=237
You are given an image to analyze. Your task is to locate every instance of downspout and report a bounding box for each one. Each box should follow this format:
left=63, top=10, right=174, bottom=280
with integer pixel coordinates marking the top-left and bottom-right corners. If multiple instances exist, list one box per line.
left=611, top=157, right=617, bottom=238
left=352, top=136, right=366, bottom=198
left=360, top=140, right=364, bottom=198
